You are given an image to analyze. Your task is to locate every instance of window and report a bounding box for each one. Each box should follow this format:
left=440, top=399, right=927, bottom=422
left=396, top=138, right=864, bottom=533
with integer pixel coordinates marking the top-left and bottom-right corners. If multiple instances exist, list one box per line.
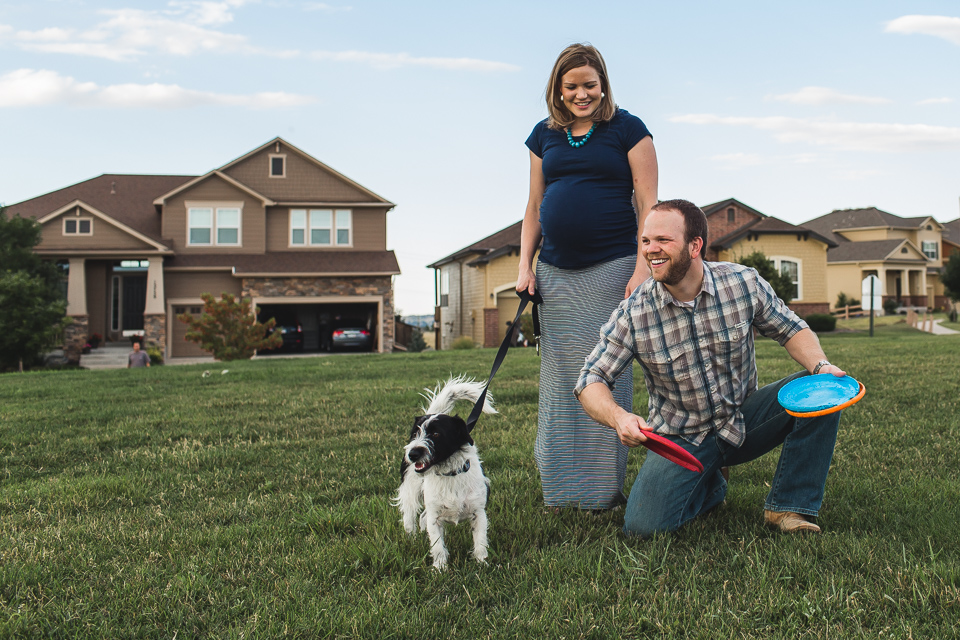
left=289, top=209, right=353, bottom=246
left=188, top=206, right=242, bottom=246
left=770, top=256, right=801, bottom=300
left=440, top=270, right=450, bottom=307
left=63, top=217, right=93, bottom=235
left=727, top=207, right=735, bottom=223
left=269, top=154, right=286, bottom=178
left=922, top=241, right=939, bottom=260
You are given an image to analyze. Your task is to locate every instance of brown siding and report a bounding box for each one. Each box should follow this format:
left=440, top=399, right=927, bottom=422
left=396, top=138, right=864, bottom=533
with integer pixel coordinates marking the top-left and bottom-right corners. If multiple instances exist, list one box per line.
left=165, top=271, right=241, bottom=299
left=161, top=176, right=266, bottom=254
left=223, top=142, right=374, bottom=202
left=264, top=207, right=387, bottom=252
left=39, top=216, right=156, bottom=251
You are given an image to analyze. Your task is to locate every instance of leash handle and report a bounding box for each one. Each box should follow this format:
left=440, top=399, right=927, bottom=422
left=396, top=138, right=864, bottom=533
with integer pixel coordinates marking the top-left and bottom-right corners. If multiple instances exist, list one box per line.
left=465, top=289, right=542, bottom=431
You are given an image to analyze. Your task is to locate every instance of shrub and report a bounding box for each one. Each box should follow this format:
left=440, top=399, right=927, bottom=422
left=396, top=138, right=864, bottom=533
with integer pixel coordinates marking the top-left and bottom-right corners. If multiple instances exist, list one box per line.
left=451, top=336, right=475, bottom=350
left=518, top=313, right=536, bottom=348
left=805, top=313, right=837, bottom=333
left=407, top=328, right=427, bottom=353
left=177, top=292, right=282, bottom=361
left=835, top=292, right=856, bottom=309
left=882, top=298, right=899, bottom=315
left=146, top=343, right=164, bottom=366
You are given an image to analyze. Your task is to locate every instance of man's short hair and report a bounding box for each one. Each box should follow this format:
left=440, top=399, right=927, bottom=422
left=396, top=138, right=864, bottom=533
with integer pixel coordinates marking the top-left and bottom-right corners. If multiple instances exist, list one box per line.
left=651, top=199, right=708, bottom=248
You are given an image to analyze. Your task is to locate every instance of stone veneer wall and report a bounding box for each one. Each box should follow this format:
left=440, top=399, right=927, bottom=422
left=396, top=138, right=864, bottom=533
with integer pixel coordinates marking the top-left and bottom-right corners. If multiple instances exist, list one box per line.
left=64, top=315, right=88, bottom=365
left=144, top=314, right=166, bottom=356
left=241, top=276, right=395, bottom=352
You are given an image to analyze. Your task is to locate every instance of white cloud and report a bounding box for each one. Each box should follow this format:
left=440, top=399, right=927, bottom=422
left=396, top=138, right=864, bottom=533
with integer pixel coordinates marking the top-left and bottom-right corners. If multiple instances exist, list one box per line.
left=0, top=69, right=314, bottom=109
left=767, top=86, right=891, bottom=105
left=916, top=97, right=953, bottom=105
left=670, top=113, right=960, bottom=152
left=309, top=50, right=520, bottom=72
left=303, top=2, right=352, bottom=12
left=886, top=15, right=960, bottom=45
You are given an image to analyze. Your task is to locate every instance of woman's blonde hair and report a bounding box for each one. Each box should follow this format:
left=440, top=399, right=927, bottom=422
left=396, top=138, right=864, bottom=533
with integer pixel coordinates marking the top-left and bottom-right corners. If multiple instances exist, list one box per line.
left=545, top=43, right=617, bottom=130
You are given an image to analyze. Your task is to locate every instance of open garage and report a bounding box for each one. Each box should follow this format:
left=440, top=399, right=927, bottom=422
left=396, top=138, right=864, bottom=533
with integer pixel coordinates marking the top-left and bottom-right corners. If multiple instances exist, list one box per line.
left=256, top=301, right=379, bottom=353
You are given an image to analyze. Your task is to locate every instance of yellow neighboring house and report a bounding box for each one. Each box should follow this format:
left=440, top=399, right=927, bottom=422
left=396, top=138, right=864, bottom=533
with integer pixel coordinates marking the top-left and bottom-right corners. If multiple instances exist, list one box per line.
left=802, top=207, right=952, bottom=311
left=703, top=199, right=836, bottom=316
left=427, top=222, right=526, bottom=350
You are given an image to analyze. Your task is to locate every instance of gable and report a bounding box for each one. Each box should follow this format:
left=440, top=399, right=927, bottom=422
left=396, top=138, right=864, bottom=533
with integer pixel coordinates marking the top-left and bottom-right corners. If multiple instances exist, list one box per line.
left=36, top=201, right=167, bottom=253
left=220, top=139, right=386, bottom=203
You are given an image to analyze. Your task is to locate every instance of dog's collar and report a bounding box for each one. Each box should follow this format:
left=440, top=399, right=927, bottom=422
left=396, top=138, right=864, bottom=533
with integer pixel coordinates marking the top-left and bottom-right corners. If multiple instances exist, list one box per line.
left=440, top=460, right=471, bottom=477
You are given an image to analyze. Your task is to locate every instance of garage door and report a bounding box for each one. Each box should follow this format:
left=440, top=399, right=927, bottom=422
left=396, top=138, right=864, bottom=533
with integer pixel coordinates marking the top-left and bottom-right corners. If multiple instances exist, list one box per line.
left=170, top=305, right=212, bottom=358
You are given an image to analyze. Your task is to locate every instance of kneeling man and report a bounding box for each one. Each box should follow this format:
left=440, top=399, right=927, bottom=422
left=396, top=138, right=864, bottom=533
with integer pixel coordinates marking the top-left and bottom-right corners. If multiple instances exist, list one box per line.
left=576, top=199, right=846, bottom=536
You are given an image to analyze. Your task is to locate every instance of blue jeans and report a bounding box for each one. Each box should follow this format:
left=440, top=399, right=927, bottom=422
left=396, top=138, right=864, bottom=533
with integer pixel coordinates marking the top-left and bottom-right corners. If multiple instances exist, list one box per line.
left=623, top=372, right=841, bottom=537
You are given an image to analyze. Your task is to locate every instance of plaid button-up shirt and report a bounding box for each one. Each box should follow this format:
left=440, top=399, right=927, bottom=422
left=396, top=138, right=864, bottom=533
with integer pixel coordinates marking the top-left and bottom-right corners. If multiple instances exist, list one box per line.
left=575, top=262, right=808, bottom=447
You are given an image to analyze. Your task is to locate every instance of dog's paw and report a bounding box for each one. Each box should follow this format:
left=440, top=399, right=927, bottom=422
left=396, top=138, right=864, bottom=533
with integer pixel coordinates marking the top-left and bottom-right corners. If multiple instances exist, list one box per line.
left=473, top=549, right=488, bottom=564
left=431, top=560, right=447, bottom=571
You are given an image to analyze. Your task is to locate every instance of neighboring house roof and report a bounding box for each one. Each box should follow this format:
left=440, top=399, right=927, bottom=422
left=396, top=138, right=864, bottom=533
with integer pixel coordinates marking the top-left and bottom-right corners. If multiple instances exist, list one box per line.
left=165, top=251, right=400, bottom=276
left=702, top=197, right=768, bottom=220
left=943, top=218, right=960, bottom=247
left=802, top=207, right=937, bottom=246
left=711, top=215, right=837, bottom=250
left=827, top=239, right=927, bottom=263
left=428, top=221, right=523, bottom=268
left=7, top=174, right=194, bottom=243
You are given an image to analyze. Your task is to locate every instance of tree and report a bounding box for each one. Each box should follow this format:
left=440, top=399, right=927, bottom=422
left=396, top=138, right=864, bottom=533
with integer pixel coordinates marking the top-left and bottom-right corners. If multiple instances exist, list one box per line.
left=407, top=328, right=427, bottom=352
left=736, top=251, right=794, bottom=305
left=177, top=292, right=282, bottom=361
left=0, top=209, right=68, bottom=372
left=942, top=252, right=960, bottom=303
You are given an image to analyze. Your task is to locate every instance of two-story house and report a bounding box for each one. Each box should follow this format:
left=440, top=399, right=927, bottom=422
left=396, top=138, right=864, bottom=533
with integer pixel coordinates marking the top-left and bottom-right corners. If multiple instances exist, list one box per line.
left=801, top=207, right=950, bottom=310
left=8, top=138, right=400, bottom=363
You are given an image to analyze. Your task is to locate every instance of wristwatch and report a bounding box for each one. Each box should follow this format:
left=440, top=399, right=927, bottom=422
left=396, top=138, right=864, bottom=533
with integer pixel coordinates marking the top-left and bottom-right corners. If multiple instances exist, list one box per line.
left=812, top=360, right=830, bottom=375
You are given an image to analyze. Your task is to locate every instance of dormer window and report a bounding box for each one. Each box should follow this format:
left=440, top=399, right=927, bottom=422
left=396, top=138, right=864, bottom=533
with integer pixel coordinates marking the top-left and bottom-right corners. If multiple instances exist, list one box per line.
left=64, top=217, right=93, bottom=235
left=269, top=154, right=286, bottom=178
left=727, top=207, right=735, bottom=223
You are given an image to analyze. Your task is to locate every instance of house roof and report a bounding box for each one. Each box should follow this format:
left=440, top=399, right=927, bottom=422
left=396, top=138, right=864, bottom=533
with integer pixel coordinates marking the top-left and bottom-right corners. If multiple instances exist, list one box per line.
left=427, top=221, right=523, bottom=268
left=827, top=239, right=927, bottom=263
left=701, top=197, right=768, bottom=220
left=711, top=215, right=837, bottom=250
left=165, top=251, right=401, bottom=276
left=7, top=174, right=194, bottom=242
left=802, top=207, right=936, bottom=246
left=942, top=218, right=960, bottom=247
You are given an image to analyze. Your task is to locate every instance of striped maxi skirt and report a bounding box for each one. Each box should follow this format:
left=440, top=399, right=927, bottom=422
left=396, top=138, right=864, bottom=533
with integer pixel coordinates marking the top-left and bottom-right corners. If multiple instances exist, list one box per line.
left=534, top=254, right=635, bottom=509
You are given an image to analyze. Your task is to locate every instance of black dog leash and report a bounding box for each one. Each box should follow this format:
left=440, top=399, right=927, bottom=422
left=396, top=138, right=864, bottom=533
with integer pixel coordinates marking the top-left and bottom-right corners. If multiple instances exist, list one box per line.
left=465, top=289, right=542, bottom=432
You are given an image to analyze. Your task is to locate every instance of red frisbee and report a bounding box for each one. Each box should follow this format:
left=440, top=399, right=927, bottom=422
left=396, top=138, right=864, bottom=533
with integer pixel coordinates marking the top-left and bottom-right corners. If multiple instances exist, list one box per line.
left=641, top=430, right=704, bottom=473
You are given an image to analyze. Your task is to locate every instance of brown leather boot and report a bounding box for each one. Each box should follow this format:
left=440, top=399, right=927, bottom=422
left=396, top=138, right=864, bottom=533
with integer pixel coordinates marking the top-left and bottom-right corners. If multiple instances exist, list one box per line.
left=764, top=510, right=821, bottom=533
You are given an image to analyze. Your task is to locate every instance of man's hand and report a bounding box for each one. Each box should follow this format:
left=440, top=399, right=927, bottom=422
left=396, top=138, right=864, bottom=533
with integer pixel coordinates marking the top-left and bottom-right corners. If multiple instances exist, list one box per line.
left=613, top=411, right=653, bottom=448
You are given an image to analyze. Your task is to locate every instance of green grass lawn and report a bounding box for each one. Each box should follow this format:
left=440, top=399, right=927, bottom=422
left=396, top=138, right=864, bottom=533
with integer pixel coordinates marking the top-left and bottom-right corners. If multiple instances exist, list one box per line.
left=1, top=324, right=958, bottom=638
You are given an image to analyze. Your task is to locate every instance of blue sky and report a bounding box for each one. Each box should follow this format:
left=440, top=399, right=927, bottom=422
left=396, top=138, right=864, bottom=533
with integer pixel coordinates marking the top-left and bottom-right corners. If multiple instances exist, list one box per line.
left=1, top=0, right=958, bottom=315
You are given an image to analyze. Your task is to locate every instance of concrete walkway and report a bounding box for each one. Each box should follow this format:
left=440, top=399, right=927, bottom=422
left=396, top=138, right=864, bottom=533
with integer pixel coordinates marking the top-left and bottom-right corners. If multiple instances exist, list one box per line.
left=928, top=319, right=960, bottom=335
left=81, top=342, right=216, bottom=369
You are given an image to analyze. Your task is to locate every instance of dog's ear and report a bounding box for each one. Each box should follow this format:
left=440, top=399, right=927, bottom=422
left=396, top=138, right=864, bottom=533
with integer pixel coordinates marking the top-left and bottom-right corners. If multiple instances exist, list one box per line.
left=400, top=458, right=410, bottom=480
left=452, top=415, right=474, bottom=446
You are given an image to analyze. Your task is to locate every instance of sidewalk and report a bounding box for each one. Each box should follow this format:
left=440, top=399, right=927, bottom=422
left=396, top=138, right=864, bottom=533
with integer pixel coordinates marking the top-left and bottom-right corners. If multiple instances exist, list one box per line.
left=81, top=342, right=216, bottom=369
left=928, top=319, right=959, bottom=336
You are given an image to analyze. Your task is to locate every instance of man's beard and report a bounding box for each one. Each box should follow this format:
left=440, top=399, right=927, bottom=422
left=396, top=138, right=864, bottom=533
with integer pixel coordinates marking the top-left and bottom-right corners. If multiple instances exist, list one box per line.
left=649, top=246, right=693, bottom=286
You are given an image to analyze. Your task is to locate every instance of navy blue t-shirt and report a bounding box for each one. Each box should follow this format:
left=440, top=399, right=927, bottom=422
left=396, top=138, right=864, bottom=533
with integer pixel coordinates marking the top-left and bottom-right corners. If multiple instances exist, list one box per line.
left=525, top=109, right=651, bottom=269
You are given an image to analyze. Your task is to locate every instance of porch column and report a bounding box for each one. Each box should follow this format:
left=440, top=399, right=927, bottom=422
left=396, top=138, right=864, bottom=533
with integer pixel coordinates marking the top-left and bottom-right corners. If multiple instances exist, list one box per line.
left=143, top=258, right=166, bottom=357
left=64, top=258, right=88, bottom=365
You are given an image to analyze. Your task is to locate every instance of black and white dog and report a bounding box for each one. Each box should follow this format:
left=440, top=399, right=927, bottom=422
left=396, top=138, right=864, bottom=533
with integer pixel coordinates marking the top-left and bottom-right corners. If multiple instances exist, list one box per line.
left=394, top=376, right=496, bottom=570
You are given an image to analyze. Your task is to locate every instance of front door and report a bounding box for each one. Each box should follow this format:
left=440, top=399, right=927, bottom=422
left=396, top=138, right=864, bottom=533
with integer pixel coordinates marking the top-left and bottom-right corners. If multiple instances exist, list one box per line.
left=122, top=275, right=147, bottom=331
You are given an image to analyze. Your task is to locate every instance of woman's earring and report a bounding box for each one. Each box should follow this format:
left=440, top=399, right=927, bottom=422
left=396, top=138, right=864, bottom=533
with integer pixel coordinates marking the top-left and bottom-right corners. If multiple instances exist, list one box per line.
left=601, top=92, right=606, bottom=99
left=560, top=95, right=564, bottom=102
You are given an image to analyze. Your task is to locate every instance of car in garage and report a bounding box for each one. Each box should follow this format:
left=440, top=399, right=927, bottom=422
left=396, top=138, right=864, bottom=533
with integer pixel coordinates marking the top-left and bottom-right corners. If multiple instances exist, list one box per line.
left=261, top=321, right=304, bottom=353
left=325, top=321, right=373, bottom=352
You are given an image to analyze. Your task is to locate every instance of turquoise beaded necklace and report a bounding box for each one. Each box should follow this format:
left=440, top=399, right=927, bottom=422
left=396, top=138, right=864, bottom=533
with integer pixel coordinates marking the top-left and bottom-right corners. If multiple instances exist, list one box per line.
left=566, top=122, right=597, bottom=148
